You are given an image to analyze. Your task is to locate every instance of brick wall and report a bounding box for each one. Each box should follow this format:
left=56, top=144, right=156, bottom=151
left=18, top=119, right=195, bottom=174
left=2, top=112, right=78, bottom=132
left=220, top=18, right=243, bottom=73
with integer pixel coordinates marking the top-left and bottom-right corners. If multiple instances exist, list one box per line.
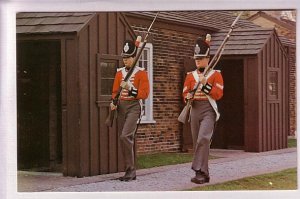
left=287, top=46, right=296, bottom=136
left=131, top=25, right=200, bottom=154
left=277, top=31, right=296, bottom=136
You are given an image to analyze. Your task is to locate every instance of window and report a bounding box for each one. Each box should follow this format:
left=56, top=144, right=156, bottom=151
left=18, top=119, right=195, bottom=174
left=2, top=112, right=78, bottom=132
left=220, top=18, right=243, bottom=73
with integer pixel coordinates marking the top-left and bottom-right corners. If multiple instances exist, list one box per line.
left=100, top=62, right=117, bottom=95
left=268, top=70, right=279, bottom=100
left=138, top=43, right=155, bottom=123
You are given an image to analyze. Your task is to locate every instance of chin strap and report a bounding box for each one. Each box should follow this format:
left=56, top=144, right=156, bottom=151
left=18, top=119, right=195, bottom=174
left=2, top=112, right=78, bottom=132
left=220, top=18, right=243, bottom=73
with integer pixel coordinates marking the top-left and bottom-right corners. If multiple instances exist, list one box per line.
left=198, top=67, right=205, bottom=73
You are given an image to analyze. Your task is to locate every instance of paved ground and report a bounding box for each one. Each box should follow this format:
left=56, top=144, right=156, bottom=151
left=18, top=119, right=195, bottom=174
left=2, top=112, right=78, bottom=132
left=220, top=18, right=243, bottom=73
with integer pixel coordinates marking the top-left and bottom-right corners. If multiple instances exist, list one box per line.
left=18, top=148, right=297, bottom=192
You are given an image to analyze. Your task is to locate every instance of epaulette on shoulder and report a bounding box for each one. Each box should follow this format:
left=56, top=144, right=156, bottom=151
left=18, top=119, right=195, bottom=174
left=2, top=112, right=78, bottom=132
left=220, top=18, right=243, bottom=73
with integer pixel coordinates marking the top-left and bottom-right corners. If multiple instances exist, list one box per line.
left=117, top=67, right=124, bottom=72
left=135, top=66, right=145, bottom=71
left=186, top=71, right=193, bottom=75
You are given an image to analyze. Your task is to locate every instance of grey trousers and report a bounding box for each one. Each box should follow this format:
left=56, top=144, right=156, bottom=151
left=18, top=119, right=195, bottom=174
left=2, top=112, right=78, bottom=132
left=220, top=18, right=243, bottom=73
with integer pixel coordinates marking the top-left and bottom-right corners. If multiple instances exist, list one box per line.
left=190, top=100, right=216, bottom=175
left=117, top=100, right=141, bottom=175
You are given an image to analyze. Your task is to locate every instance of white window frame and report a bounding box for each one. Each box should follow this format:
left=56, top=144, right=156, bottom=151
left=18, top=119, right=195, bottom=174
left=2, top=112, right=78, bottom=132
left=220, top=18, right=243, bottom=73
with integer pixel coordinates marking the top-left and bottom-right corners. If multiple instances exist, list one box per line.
left=138, top=43, right=156, bottom=124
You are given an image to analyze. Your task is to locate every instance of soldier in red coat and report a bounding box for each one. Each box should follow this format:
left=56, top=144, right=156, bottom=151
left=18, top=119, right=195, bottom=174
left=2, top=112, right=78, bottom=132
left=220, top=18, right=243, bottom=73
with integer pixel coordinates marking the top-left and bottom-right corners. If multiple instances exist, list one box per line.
left=182, top=35, right=224, bottom=184
left=110, top=39, right=150, bottom=181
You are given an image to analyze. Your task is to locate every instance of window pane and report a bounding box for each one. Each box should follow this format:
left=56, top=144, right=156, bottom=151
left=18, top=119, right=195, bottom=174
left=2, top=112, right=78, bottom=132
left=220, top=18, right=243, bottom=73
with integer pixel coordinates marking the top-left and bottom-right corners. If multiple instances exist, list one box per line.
left=143, top=61, right=148, bottom=70
left=101, top=62, right=116, bottom=78
left=101, top=79, right=114, bottom=95
left=139, top=60, right=143, bottom=68
left=268, top=71, right=278, bottom=98
left=143, top=50, right=148, bottom=60
left=100, top=62, right=116, bottom=95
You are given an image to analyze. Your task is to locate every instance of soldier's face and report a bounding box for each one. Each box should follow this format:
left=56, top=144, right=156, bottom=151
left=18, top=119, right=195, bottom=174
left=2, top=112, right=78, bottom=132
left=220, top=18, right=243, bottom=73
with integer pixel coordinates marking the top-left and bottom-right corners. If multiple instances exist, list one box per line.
left=123, top=57, right=134, bottom=68
left=195, top=57, right=209, bottom=69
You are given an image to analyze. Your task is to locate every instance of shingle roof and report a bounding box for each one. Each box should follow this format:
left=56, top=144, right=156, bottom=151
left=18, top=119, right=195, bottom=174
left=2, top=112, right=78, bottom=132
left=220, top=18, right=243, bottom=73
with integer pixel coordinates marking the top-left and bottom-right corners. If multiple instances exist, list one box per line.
left=17, top=11, right=259, bottom=35
left=129, top=11, right=259, bottom=30
left=279, top=36, right=296, bottom=47
left=16, top=12, right=95, bottom=34
left=247, top=11, right=296, bottom=31
left=210, top=28, right=274, bottom=55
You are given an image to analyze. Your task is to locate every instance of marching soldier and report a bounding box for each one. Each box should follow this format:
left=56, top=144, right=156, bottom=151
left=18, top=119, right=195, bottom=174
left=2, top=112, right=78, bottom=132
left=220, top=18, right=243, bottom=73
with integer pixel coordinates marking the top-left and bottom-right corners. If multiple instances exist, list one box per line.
left=182, top=35, right=224, bottom=184
left=110, top=38, right=150, bottom=181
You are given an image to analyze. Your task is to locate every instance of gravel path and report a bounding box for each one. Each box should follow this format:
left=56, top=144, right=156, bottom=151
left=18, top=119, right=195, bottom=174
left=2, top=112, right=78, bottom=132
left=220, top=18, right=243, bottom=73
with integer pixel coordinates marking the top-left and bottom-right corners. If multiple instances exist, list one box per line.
left=41, top=148, right=296, bottom=192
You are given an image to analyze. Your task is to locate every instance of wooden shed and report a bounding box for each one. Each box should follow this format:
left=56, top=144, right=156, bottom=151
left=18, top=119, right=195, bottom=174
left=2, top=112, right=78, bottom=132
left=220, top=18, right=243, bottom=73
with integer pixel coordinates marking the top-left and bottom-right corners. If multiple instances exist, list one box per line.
left=182, top=28, right=289, bottom=152
left=247, top=11, right=296, bottom=136
left=17, top=12, right=137, bottom=177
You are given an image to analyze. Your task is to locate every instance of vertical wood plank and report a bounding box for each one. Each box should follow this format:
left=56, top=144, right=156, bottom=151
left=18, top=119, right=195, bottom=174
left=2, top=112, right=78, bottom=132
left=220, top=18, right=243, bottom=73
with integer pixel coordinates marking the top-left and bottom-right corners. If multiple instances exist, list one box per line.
left=99, top=13, right=108, bottom=55
left=108, top=13, right=117, bottom=55
left=65, top=38, right=80, bottom=176
left=78, top=26, right=90, bottom=177
left=262, top=48, right=267, bottom=151
left=99, top=106, right=109, bottom=174
left=61, top=39, right=68, bottom=176
left=257, top=52, right=263, bottom=152
left=90, top=16, right=100, bottom=176
left=244, top=58, right=259, bottom=152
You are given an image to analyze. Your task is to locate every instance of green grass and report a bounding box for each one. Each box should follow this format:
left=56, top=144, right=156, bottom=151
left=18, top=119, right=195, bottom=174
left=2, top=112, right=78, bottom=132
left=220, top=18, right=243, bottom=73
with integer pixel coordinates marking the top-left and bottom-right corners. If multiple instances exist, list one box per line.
left=187, top=168, right=297, bottom=191
left=137, top=152, right=193, bottom=169
left=136, top=152, right=219, bottom=169
left=136, top=138, right=297, bottom=171
left=288, top=138, right=297, bottom=148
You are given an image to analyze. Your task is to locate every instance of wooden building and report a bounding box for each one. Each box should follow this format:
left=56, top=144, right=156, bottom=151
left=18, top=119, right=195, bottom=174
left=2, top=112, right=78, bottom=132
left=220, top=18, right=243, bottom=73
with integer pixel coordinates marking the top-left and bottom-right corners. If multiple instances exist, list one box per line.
left=214, top=28, right=289, bottom=152
left=247, top=11, right=296, bottom=136
left=17, top=12, right=136, bottom=177
left=17, top=11, right=290, bottom=177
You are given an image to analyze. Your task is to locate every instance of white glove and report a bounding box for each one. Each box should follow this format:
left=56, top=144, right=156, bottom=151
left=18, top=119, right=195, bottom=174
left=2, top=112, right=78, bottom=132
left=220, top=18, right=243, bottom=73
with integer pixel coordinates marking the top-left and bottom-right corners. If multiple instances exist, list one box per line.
left=110, top=102, right=117, bottom=110
left=186, top=93, right=193, bottom=100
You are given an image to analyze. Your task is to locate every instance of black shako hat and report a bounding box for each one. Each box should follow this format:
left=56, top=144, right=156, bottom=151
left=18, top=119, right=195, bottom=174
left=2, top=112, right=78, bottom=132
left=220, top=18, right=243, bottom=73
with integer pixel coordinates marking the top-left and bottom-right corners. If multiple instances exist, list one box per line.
left=121, top=40, right=138, bottom=58
left=193, top=34, right=211, bottom=59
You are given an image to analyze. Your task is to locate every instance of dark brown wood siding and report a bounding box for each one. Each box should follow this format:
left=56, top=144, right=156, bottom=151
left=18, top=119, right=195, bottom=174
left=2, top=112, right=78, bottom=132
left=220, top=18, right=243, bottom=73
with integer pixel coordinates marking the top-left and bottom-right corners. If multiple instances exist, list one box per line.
left=61, top=38, right=80, bottom=176
left=76, top=13, right=135, bottom=176
left=244, top=57, right=259, bottom=152
left=244, top=31, right=288, bottom=152
left=264, top=32, right=288, bottom=151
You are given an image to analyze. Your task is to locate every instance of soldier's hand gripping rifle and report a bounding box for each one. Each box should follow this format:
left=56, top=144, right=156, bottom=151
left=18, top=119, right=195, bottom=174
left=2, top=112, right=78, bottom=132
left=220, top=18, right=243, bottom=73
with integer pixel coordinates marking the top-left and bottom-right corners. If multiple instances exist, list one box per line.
left=178, top=11, right=243, bottom=124
left=105, top=12, right=159, bottom=127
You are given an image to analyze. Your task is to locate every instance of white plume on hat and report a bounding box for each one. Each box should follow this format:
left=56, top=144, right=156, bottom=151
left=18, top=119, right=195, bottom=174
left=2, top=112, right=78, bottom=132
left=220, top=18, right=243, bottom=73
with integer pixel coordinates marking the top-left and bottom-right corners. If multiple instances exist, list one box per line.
left=135, top=36, right=142, bottom=47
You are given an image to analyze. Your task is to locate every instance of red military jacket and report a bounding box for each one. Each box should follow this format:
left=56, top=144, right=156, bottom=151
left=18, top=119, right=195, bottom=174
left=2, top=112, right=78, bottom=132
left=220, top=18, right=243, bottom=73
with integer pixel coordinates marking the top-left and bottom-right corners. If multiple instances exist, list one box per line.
left=112, top=66, right=149, bottom=100
left=182, top=69, right=224, bottom=102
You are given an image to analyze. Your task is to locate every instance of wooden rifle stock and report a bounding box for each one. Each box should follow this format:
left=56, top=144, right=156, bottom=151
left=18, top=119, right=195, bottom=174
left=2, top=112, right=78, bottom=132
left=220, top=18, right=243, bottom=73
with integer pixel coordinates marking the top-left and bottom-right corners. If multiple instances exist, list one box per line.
left=178, top=11, right=243, bottom=124
left=105, top=109, right=116, bottom=127
left=177, top=100, right=192, bottom=124
left=105, top=98, right=118, bottom=127
left=105, top=12, right=159, bottom=127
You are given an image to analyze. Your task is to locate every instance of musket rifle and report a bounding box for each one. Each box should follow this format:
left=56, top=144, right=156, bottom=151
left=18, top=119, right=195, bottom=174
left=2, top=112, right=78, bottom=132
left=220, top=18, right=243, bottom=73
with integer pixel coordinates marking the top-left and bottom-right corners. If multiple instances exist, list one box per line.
left=178, top=11, right=243, bottom=124
left=105, top=12, right=159, bottom=127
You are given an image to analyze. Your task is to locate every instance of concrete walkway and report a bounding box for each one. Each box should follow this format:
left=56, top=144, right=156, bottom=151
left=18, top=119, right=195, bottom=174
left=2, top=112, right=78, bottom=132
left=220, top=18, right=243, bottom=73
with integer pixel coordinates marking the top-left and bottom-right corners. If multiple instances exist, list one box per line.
left=18, top=148, right=297, bottom=192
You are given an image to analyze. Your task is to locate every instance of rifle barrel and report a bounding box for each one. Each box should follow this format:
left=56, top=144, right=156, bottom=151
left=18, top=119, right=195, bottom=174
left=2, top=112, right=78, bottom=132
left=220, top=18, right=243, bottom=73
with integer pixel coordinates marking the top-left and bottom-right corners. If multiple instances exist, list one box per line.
left=204, top=11, right=243, bottom=76
left=144, top=12, right=159, bottom=41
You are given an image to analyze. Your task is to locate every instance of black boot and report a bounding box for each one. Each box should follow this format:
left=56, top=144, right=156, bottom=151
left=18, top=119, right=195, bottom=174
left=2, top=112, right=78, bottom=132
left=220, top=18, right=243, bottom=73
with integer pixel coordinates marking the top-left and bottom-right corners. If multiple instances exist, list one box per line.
left=118, top=175, right=125, bottom=181
left=191, top=170, right=210, bottom=184
left=119, top=168, right=136, bottom=182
